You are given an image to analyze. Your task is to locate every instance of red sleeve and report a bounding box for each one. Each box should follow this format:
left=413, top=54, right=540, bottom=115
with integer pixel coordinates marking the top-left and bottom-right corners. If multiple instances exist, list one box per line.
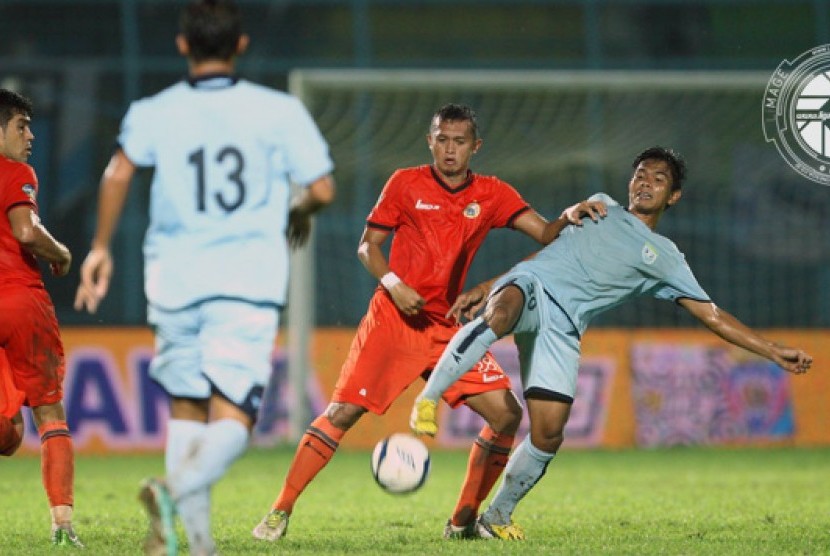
left=365, top=169, right=404, bottom=230
left=489, top=178, right=530, bottom=229
left=0, top=162, right=38, bottom=213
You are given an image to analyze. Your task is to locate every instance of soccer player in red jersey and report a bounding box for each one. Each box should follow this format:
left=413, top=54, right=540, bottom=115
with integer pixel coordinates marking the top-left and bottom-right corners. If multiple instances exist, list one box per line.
left=252, top=103, right=606, bottom=540
left=0, top=89, right=82, bottom=547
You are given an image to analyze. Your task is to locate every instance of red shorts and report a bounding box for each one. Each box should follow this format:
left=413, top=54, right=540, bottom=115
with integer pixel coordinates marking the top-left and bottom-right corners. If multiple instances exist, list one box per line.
left=332, top=290, right=511, bottom=415
left=0, top=285, right=65, bottom=414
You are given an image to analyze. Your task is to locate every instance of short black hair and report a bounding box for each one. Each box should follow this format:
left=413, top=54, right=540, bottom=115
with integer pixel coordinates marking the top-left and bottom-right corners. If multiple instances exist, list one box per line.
left=633, top=146, right=687, bottom=191
left=180, top=0, right=243, bottom=63
left=430, top=103, right=479, bottom=140
left=0, top=89, right=33, bottom=129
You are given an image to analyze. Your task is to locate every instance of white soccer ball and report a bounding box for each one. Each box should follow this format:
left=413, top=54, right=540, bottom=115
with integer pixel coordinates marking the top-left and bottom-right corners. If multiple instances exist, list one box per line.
left=371, top=433, right=430, bottom=494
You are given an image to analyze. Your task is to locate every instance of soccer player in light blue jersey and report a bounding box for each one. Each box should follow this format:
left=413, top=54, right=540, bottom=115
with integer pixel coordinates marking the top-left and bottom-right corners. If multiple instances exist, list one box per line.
left=411, top=146, right=812, bottom=541
left=73, top=1, right=335, bottom=554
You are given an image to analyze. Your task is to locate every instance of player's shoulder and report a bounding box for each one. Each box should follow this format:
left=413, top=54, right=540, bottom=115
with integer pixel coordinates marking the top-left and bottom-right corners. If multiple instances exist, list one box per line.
left=389, top=165, right=431, bottom=182
left=470, top=171, right=513, bottom=188
left=0, top=156, right=36, bottom=182
left=587, top=192, right=621, bottom=207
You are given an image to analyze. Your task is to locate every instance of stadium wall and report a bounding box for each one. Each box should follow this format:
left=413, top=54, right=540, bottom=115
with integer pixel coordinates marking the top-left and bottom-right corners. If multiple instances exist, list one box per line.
left=14, top=328, right=828, bottom=454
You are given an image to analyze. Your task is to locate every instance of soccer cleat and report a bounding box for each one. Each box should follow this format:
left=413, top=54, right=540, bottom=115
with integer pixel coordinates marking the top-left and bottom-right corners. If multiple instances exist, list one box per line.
left=475, top=515, right=525, bottom=540
left=138, top=477, right=177, bottom=556
left=443, top=518, right=476, bottom=540
left=51, top=525, right=84, bottom=548
left=252, top=509, right=289, bottom=541
left=410, top=398, right=438, bottom=437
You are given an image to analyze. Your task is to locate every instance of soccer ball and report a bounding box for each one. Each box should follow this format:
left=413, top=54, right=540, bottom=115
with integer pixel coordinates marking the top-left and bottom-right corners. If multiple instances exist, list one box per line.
left=371, top=433, right=430, bottom=494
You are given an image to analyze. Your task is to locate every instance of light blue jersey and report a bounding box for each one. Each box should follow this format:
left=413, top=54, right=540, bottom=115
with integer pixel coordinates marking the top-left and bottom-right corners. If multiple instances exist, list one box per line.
left=514, top=193, right=709, bottom=336
left=119, top=76, right=333, bottom=310
left=483, top=193, right=710, bottom=399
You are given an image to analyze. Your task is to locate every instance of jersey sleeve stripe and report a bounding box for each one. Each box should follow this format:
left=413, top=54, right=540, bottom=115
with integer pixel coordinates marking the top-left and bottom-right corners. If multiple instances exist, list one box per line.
left=506, top=205, right=531, bottom=228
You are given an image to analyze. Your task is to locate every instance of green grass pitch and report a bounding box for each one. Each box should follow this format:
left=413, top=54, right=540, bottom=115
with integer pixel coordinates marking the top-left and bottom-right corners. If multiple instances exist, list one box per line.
left=2, top=446, right=829, bottom=554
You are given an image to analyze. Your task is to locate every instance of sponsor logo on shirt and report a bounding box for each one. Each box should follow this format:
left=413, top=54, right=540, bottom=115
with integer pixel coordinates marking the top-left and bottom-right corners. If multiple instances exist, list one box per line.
left=415, top=199, right=440, bottom=210
left=642, top=243, right=658, bottom=265
left=463, top=201, right=481, bottom=219
left=21, top=183, right=36, bottom=200
left=481, top=373, right=502, bottom=383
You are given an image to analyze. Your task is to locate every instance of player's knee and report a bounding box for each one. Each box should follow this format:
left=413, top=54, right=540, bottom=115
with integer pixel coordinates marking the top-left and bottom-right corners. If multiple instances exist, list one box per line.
left=483, top=288, right=523, bottom=337
left=0, top=429, right=23, bottom=456
left=530, top=426, right=565, bottom=453
left=324, top=402, right=365, bottom=430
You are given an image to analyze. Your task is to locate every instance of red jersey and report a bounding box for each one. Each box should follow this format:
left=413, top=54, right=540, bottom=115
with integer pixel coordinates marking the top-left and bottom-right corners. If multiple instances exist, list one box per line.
left=0, top=155, right=41, bottom=288
left=367, top=165, right=530, bottom=324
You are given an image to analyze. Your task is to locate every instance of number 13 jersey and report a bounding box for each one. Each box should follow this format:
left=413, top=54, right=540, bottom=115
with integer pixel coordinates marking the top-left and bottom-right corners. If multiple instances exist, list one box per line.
left=117, top=75, right=333, bottom=310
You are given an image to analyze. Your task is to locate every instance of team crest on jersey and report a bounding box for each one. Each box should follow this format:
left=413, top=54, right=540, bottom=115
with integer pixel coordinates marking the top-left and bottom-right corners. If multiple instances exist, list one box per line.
left=463, top=201, right=481, bottom=219
left=21, top=183, right=36, bottom=200
left=641, top=243, right=658, bottom=265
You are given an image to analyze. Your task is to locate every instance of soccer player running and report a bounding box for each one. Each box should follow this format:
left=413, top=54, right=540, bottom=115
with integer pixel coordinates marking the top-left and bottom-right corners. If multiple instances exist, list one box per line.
left=0, top=89, right=82, bottom=547
left=411, top=146, right=814, bottom=540
left=73, top=1, right=335, bottom=554
left=252, top=102, right=606, bottom=541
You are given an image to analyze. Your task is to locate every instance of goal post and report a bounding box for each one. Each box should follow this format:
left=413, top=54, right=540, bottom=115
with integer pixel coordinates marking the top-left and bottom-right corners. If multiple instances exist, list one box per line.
left=284, top=68, right=818, bottom=442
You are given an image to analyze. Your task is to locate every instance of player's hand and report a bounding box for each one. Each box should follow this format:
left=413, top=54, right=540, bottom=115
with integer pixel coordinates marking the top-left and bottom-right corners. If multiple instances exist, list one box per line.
left=50, top=251, right=72, bottom=277
left=447, top=283, right=489, bottom=322
left=73, top=247, right=113, bottom=314
left=561, top=200, right=607, bottom=226
left=287, top=207, right=312, bottom=249
left=388, top=282, right=426, bottom=316
left=772, top=346, right=812, bottom=375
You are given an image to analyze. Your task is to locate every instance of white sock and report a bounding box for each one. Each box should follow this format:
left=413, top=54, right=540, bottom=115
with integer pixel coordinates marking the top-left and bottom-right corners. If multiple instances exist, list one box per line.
left=420, top=316, right=497, bottom=401
left=167, top=419, right=248, bottom=554
left=482, top=436, right=555, bottom=525
left=165, top=419, right=207, bottom=476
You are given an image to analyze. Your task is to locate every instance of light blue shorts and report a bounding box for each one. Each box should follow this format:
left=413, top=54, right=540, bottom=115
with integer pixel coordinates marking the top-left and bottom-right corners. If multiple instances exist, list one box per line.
left=490, top=271, right=581, bottom=402
left=147, top=299, right=279, bottom=409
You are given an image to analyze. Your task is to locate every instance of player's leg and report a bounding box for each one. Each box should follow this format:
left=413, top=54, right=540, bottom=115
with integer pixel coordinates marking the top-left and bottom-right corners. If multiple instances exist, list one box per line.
left=32, top=401, right=84, bottom=547
left=254, top=291, right=431, bottom=541
left=477, top=398, right=570, bottom=540
left=444, top=385, right=522, bottom=537
left=477, top=301, right=580, bottom=540
left=140, top=303, right=213, bottom=555
left=252, top=401, right=365, bottom=541
left=162, top=300, right=276, bottom=554
left=6, top=290, right=81, bottom=546
left=413, top=274, right=534, bottom=433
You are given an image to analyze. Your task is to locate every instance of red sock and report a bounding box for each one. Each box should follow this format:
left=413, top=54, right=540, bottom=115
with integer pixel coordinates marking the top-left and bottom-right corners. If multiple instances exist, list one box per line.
left=39, top=421, right=74, bottom=507
left=451, top=426, right=514, bottom=526
left=273, top=415, right=345, bottom=514
left=0, top=415, right=22, bottom=456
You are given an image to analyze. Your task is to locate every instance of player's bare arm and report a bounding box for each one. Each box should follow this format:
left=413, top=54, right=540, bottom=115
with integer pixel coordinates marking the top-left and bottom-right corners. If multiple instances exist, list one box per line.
left=7, top=205, right=71, bottom=276
left=357, top=226, right=425, bottom=316
left=447, top=277, right=497, bottom=322
left=287, top=174, right=336, bottom=249
left=679, top=297, right=812, bottom=375
left=74, top=149, right=135, bottom=314
left=513, top=199, right=608, bottom=245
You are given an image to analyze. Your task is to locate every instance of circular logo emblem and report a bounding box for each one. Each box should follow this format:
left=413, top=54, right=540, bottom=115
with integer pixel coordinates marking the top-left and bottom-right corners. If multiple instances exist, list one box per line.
left=463, top=201, right=481, bottom=219
left=763, top=44, right=830, bottom=185
left=21, top=183, right=36, bottom=199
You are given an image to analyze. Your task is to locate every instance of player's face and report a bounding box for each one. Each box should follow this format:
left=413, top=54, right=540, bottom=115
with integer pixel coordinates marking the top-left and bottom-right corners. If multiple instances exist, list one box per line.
left=628, top=158, right=681, bottom=214
left=0, top=112, right=34, bottom=163
left=427, top=118, right=481, bottom=180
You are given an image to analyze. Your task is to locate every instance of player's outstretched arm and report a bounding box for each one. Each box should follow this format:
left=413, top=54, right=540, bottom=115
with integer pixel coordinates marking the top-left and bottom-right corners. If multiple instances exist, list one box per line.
left=679, top=298, right=813, bottom=375
left=74, top=149, right=135, bottom=314
left=357, top=226, right=425, bottom=316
